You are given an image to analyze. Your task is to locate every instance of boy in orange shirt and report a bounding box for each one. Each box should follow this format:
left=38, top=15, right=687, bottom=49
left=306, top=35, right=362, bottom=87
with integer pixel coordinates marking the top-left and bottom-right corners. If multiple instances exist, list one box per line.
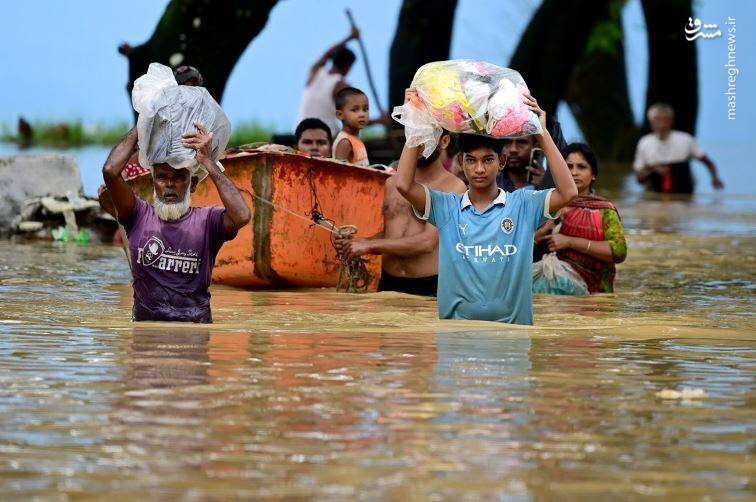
left=332, top=87, right=370, bottom=166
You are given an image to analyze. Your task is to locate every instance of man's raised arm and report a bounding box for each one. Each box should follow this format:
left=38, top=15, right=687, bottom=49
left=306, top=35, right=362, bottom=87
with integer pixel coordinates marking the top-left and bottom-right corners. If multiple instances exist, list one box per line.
left=182, top=122, right=251, bottom=236
left=306, top=27, right=359, bottom=86
left=523, top=94, right=576, bottom=213
left=395, top=143, right=428, bottom=215
left=394, top=89, right=429, bottom=214
left=102, top=127, right=138, bottom=224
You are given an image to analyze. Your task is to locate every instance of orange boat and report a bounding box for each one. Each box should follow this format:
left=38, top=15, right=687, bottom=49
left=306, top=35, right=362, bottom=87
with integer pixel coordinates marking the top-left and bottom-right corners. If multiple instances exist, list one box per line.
left=127, top=151, right=390, bottom=290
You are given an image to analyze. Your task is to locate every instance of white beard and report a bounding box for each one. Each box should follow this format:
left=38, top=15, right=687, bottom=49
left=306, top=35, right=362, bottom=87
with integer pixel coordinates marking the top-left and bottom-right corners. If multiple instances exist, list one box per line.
left=152, top=188, right=191, bottom=221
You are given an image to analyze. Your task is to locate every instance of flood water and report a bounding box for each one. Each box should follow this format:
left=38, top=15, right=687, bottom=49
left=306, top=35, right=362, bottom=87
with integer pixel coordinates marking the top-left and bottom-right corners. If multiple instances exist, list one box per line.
left=0, top=192, right=754, bottom=499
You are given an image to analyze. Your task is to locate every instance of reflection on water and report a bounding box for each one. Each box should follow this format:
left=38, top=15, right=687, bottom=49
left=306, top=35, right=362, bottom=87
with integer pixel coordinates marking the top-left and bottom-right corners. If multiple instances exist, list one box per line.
left=0, top=195, right=754, bottom=499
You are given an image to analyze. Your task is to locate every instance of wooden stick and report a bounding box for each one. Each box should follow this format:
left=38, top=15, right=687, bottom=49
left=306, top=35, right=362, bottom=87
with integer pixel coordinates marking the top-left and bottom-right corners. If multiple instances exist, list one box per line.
left=345, top=9, right=385, bottom=117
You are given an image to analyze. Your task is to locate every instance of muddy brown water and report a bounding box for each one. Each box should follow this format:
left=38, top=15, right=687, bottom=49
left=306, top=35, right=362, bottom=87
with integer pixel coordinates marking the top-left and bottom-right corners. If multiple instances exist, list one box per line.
left=0, top=193, right=754, bottom=499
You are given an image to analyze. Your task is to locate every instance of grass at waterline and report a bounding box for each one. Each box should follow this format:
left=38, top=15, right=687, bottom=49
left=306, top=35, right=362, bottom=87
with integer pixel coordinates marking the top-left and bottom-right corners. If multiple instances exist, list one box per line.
left=1, top=121, right=132, bottom=148
left=229, top=122, right=277, bottom=146
left=1, top=121, right=277, bottom=148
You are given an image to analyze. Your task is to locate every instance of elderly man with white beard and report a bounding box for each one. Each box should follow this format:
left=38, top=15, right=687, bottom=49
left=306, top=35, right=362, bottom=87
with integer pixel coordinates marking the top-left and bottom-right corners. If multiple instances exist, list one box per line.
left=102, top=123, right=250, bottom=323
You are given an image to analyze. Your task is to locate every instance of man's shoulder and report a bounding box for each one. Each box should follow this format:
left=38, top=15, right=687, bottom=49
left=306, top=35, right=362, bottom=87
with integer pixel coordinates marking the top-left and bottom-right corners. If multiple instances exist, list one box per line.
left=195, top=205, right=228, bottom=242
left=638, top=133, right=655, bottom=145
left=125, top=197, right=151, bottom=229
left=429, top=171, right=467, bottom=194
left=134, top=196, right=150, bottom=210
left=670, top=130, right=695, bottom=142
left=196, top=204, right=226, bottom=216
left=383, top=176, right=405, bottom=198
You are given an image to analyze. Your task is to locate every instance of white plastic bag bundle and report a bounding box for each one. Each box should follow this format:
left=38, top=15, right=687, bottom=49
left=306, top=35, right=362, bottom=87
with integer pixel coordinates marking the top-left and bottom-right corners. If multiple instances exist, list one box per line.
left=532, top=253, right=589, bottom=296
left=132, top=63, right=231, bottom=181
left=392, top=60, right=542, bottom=157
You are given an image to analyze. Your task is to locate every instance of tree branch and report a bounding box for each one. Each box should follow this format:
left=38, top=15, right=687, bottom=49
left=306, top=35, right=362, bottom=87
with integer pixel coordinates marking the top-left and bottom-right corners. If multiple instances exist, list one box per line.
left=564, top=1, right=639, bottom=161
left=388, top=0, right=458, bottom=116
left=122, top=0, right=278, bottom=116
left=640, top=0, right=698, bottom=134
left=510, top=0, right=613, bottom=114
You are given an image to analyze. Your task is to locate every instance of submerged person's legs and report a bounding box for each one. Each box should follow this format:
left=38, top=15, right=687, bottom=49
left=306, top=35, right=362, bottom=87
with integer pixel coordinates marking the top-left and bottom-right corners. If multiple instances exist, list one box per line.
left=378, top=272, right=438, bottom=297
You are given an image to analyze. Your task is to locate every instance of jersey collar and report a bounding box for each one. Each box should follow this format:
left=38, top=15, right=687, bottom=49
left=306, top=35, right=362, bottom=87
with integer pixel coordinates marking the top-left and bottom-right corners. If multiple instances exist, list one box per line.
left=461, top=188, right=507, bottom=211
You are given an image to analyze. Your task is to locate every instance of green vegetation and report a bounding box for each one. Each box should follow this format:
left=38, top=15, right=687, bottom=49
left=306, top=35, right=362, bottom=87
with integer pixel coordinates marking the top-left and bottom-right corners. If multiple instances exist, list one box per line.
left=229, top=121, right=275, bottom=146
left=1, top=120, right=276, bottom=148
left=1, top=121, right=131, bottom=148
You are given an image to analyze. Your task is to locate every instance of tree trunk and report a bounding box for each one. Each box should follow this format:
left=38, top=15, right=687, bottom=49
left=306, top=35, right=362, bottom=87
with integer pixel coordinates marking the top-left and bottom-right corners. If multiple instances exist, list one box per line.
left=565, top=2, right=639, bottom=161
left=509, top=0, right=613, bottom=115
left=122, top=0, right=278, bottom=110
left=640, top=0, right=698, bottom=134
left=388, top=0, right=458, bottom=115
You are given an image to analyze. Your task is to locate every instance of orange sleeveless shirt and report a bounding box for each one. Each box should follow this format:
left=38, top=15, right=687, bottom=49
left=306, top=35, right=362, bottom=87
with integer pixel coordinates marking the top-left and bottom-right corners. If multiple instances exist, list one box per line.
left=332, top=131, right=369, bottom=166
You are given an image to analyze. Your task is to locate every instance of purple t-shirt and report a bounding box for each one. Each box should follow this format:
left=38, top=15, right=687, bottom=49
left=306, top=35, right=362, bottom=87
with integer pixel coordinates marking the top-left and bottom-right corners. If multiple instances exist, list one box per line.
left=124, top=198, right=230, bottom=323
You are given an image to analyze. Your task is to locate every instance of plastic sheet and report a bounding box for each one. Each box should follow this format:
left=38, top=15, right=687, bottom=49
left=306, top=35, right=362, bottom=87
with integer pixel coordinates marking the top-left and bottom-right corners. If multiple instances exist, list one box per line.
left=132, top=63, right=231, bottom=180
left=392, top=60, right=542, bottom=157
left=532, top=253, right=589, bottom=296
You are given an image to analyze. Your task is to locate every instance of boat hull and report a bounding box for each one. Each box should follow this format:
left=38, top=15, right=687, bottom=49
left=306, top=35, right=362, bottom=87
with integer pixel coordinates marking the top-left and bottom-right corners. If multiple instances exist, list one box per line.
left=129, top=152, right=388, bottom=290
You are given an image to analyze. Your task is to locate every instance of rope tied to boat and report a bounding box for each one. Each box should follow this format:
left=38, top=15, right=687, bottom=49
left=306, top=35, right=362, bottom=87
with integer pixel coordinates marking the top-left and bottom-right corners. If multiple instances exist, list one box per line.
left=311, top=215, right=371, bottom=293
left=305, top=169, right=371, bottom=293
left=240, top=172, right=373, bottom=293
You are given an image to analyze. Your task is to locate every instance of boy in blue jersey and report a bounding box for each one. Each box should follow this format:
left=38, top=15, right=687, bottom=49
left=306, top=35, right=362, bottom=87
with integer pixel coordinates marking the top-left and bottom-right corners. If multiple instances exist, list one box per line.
left=396, top=90, right=577, bottom=324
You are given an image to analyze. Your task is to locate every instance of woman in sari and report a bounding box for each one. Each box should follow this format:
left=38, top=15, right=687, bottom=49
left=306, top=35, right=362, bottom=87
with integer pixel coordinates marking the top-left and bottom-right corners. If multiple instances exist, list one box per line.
left=535, top=143, right=627, bottom=293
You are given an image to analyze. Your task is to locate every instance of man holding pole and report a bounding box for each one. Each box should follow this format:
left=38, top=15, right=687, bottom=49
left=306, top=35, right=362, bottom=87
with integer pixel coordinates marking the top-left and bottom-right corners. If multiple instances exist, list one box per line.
left=297, top=27, right=360, bottom=137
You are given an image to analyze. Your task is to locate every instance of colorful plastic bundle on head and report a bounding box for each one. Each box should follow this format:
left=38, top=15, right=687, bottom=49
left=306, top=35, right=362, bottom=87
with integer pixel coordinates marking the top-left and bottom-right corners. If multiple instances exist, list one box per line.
left=416, top=63, right=484, bottom=133
left=487, top=79, right=541, bottom=137
left=392, top=60, right=542, bottom=157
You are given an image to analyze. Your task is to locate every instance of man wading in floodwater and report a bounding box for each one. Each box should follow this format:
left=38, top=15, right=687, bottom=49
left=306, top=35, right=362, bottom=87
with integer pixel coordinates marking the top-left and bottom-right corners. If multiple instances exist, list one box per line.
left=334, top=130, right=466, bottom=296
left=102, top=123, right=250, bottom=323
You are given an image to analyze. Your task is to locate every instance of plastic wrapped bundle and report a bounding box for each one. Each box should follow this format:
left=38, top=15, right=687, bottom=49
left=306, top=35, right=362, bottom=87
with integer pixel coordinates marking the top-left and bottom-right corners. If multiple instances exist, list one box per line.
left=392, top=60, right=542, bottom=157
left=532, top=253, right=589, bottom=296
left=132, top=63, right=231, bottom=180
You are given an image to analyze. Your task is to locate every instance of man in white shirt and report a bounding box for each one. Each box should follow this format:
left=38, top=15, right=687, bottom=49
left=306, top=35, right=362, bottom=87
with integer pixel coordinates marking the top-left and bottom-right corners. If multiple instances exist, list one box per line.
left=297, top=28, right=359, bottom=137
left=633, top=103, right=723, bottom=193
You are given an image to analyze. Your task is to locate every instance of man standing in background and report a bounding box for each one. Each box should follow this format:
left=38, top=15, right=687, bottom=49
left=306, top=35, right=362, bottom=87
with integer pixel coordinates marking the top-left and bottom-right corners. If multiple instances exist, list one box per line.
left=634, top=103, right=724, bottom=193
left=297, top=27, right=359, bottom=137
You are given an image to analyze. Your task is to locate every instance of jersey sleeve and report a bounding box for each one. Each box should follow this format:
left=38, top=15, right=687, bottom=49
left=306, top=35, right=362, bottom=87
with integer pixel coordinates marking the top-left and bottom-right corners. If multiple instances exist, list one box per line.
left=602, top=208, right=627, bottom=263
left=524, top=188, right=558, bottom=229
left=412, top=184, right=455, bottom=229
